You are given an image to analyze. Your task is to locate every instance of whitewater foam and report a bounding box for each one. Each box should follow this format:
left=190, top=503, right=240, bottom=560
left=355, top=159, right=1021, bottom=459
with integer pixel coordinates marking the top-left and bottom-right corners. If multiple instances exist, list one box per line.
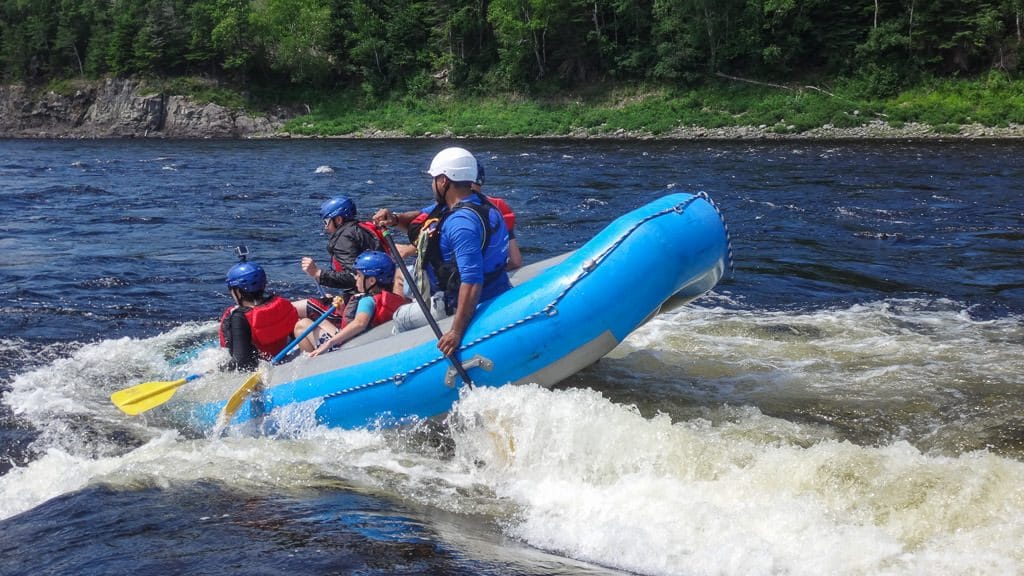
left=2, top=300, right=1022, bottom=575
left=448, top=384, right=1024, bottom=576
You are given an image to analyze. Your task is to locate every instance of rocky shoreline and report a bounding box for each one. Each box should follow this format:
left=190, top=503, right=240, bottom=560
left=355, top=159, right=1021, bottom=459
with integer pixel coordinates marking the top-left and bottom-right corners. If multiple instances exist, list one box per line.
left=659, top=121, right=1024, bottom=140
left=0, top=78, right=286, bottom=139
left=3, top=79, right=1023, bottom=140
left=334, top=122, right=1024, bottom=140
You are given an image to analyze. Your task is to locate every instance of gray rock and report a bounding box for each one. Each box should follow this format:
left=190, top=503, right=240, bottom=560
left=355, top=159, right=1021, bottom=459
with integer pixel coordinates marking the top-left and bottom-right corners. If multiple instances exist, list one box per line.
left=0, top=78, right=285, bottom=138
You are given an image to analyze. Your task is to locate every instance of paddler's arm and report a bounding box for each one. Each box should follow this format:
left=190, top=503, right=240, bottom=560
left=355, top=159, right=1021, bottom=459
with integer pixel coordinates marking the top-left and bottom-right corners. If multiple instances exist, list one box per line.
left=437, top=282, right=481, bottom=357
left=223, top=309, right=259, bottom=371
left=301, top=256, right=356, bottom=291
left=437, top=212, right=486, bottom=357
left=372, top=208, right=422, bottom=233
left=507, top=235, right=523, bottom=270
left=395, top=243, right=418, bottom=258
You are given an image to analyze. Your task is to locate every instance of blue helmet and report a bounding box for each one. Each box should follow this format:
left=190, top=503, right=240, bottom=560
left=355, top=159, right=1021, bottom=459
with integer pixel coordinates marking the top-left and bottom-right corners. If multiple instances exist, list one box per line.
left=353, top=251, right=396, bottom=284
left=320, top=196, right=356, bottom=221
left=226, top=262, right=267, bottom=293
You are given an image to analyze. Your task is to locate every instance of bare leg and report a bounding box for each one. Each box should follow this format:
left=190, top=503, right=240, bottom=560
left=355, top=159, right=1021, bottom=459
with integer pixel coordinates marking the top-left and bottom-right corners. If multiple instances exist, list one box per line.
left=293, top=317, right=339, bottom=353
left=293, top=318, right=315, bottom=352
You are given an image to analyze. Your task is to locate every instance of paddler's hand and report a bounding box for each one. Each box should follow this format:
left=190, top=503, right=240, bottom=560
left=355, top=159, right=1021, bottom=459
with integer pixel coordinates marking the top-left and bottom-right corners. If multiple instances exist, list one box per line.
left=372, top=208, right=397, bottom=228
left=437, top=328, right=464, bottom=357
left=301, top=257, right=320, bottom=280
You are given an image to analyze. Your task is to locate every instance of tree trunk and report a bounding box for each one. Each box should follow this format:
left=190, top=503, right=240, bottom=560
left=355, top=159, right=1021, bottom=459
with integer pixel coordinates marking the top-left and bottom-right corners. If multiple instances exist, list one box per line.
left=73, top=44, right=84, bottom=77
left=479, top=0, right=489, bottom=49
left=704, top=5, right=716, bottom=70
left=874, top=0, right=879, bottom=29
left=523, top=2, right=546, bottom=78
left=534, top=28, right=546, bottom=79
left=907, top=0, right=915, bottom=53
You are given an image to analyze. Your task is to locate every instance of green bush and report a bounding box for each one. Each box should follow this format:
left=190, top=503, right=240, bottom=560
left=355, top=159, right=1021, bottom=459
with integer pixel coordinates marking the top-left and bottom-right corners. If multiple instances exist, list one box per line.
left=44, top=79, right=83, bottom=97
left=156, top=77, right=247, bottom=109
left=276, top=76, right=1024, bottom=136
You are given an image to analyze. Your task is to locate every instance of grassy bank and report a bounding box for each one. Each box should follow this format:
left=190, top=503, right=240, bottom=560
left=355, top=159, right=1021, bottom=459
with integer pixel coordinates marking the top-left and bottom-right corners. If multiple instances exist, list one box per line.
left=280, top=76, right=1024, bottom=138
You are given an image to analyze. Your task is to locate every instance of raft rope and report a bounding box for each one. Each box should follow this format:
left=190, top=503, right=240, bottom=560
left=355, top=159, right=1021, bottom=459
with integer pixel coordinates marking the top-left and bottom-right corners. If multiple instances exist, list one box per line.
left=697, top=190, right=735, bottom=276
left=318, top=193, right=729, bottom=401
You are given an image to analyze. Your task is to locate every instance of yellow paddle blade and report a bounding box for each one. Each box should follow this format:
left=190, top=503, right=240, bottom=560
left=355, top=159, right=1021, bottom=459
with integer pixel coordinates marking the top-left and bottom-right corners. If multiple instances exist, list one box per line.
left=110, top=378, right=187, bottom=416
left=216, top=372, right=262, bottom=428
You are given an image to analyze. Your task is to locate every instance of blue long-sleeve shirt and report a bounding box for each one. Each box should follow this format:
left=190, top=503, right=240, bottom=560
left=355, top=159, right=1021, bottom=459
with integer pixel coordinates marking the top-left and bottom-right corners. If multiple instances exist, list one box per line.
left=437, top=196, right=512, bottom=303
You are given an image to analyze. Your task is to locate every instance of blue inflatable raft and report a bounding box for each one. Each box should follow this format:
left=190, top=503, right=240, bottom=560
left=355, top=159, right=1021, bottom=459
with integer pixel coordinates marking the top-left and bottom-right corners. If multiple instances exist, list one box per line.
left=191, top=192, right=731, bottom=431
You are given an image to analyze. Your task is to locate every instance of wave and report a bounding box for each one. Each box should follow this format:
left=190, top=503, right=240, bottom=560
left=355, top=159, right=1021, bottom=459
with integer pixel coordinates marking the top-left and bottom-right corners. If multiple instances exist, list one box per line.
left=2, top=382, right=1021, bottom=575
left=1, top=299, right=1022, bottom=574
left=449, top=385, right=1024, bottom=576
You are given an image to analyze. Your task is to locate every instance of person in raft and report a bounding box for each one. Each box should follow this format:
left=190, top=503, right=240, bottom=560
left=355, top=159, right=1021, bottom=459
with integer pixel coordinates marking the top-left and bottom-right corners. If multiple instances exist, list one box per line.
left=293, top=195, right=385, bottom=323
left=219, top=261, right=299, bottom=371
left=300, top=250, right=409, bottom=357
left=471, top=161, right=522, bottom=270
left=388, top=158, right=523, bottom=271
left=373, top=146, right=511, bottom=356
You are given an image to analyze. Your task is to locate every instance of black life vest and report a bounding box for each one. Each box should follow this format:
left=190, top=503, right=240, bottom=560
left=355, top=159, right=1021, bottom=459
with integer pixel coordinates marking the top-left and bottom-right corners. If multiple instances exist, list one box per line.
left=330, top=221, right=389, bottom=272
left=424, top=193, right=506, bottom=311
left=408, top=204, right=444, bottom=246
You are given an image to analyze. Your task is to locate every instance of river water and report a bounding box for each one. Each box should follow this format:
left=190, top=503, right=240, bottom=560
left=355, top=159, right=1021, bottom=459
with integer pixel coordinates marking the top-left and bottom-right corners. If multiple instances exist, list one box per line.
left=1, top=138, right=1022, bottom=575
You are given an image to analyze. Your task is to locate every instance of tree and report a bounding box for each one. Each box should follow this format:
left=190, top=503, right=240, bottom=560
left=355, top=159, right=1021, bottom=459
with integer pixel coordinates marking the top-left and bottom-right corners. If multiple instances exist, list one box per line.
left=0, top=0, right=57, bottom=80
left=430, top=0, right=497, bottom=90
left=249, top=0, right=334, bottom=84
left=344, top=0, right=434, bottom=96
left=651, top=0, right=757, bottom=81
left=488, top=0, right=552, bottom=83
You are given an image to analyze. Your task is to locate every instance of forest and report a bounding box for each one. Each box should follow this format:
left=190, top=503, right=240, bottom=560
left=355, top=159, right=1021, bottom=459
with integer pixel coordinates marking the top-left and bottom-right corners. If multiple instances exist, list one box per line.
left=2, top=0, right=1023, bottom=100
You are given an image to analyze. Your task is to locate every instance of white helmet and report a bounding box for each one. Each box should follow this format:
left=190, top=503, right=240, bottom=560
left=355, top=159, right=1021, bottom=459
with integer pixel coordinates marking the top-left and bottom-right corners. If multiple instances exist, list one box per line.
left=427, top=147, right=478, bottom=183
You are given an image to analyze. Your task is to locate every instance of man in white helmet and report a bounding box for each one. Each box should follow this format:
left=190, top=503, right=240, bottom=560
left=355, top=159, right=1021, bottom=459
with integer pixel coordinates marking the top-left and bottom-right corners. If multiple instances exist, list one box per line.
left=374, top=146, right=511, bottom=356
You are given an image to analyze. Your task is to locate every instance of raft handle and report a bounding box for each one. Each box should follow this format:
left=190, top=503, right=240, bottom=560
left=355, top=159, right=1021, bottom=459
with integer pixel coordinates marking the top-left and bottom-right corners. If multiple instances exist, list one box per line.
left=445, top=355, right=494, bottom=387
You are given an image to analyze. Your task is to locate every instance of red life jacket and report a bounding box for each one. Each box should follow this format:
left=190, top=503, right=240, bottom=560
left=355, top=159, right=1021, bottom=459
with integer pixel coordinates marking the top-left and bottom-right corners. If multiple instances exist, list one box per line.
left=218, top=295, right=298, bottom=359
left=372, top=291, right=407, bottom=326
left=340, top=291, right=408, bottom=330
left=487, top=197, right=516, bottom=231
left=359, top=221, right=391, bottom=255
left=331, top=221, right=390, bottom=272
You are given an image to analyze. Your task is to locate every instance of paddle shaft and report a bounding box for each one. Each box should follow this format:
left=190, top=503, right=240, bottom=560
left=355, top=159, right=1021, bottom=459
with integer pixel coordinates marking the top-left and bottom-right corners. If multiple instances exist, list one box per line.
left=381, top=228, right=474, bottom=388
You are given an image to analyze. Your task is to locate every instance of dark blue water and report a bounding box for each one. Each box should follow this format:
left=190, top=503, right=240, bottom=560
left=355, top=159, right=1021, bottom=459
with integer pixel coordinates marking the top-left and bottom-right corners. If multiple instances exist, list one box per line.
left=1, top=138, right=1023, bottom=576
left=3, top=140, right=1020, bottom=348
